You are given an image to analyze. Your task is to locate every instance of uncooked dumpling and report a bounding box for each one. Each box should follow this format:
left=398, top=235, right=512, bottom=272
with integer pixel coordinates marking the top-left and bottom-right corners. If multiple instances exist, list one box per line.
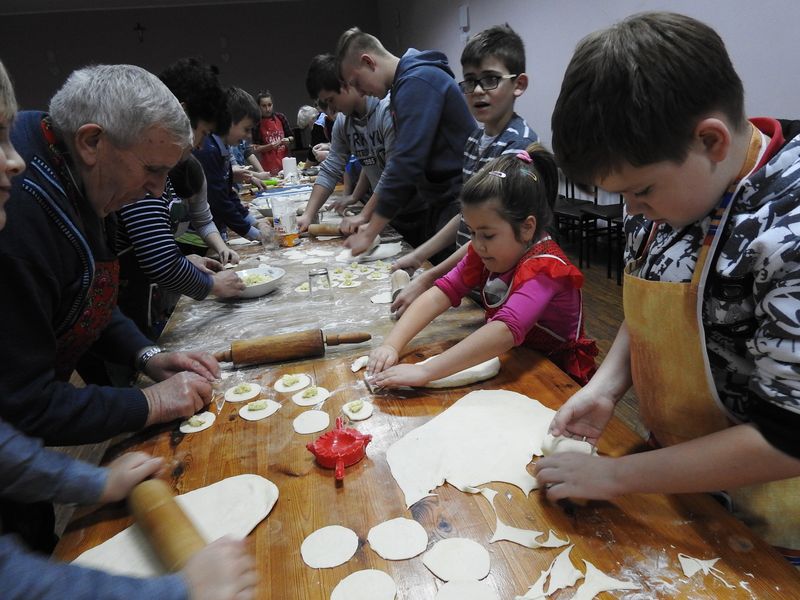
left=367, top=517, right=428, bottom=560
left=300, top=525, right=358, bottom=568
left=422, top=538, right=490, bottom=582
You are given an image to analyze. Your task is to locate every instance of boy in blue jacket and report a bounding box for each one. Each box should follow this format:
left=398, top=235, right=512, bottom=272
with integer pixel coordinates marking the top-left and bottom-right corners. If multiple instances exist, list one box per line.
left=337, top=26, right=476, bottom=263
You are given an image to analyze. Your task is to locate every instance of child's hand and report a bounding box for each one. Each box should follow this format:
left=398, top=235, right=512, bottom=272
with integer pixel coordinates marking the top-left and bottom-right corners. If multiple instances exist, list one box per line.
left=368, top=344, right=399, bottom=375
left=390, top=252, right=422, bottom=273
left=548, top=386, right=616, bottom=446
left=372, top=363, right=430, bottom=388
left=534, top=453, right=624, bottom=501
left=100, top=452, right=164, bottom=503
left=182, top=536, right=258, bottom=600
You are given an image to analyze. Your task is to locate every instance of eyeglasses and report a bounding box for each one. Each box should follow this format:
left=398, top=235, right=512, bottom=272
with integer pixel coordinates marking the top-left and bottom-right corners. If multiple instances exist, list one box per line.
left=458, top=74, right=518, bottom=94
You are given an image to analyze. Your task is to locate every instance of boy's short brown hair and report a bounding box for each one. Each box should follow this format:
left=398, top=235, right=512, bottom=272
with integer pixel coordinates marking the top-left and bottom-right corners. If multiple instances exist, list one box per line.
left=461, top=24, right=525, bottom=75
left=552, top=12, right=746, bottom=185
left=336, top=27, right=388, bottom=69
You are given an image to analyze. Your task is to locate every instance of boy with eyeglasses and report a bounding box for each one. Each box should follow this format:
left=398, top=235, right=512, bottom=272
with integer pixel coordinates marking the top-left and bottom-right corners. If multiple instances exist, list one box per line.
left=389, top=24, right=539, bottom=317
left=336, top=26, right=476, bottom=262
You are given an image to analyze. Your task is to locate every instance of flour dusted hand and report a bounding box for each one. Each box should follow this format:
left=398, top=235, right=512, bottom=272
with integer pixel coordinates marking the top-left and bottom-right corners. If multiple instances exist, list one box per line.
left=143, top=372, right=212, bottom=427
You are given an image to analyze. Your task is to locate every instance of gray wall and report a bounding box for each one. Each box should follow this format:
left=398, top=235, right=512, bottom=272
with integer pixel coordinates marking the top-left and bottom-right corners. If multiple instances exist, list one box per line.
left=376, top=0, right=800, bottom=148
left=0, top=0, right=378, bottom=126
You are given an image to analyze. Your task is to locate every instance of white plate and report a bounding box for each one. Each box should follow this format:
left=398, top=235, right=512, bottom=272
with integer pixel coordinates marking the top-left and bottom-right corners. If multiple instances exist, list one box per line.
left=236, top=266, right=285, bottom=299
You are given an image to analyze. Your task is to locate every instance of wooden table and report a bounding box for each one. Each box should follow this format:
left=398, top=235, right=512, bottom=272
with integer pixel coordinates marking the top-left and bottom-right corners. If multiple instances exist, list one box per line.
left=55, top=235, right=800, bottom=599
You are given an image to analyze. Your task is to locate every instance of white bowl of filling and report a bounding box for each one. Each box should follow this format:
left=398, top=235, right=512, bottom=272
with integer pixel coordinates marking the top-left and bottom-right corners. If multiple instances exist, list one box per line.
left=237, top=265, right=285, bottom=299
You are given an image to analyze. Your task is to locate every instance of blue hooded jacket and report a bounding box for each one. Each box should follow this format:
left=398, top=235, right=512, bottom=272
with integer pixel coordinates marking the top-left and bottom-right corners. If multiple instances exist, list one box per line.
left=376, top=49, right=476, bottom=221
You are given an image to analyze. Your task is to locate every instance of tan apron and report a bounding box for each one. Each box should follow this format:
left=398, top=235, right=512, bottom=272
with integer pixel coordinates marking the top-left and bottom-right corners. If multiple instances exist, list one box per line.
left=623, top=129, right=800, bottom=553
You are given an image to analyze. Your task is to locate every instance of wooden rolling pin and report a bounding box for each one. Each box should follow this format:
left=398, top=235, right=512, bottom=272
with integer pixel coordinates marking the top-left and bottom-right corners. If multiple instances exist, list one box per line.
left=213, top=328, right=371, bottom=367
left=129, top=479, right=205, bottom=572
left=307, top=223, right=341, bottom=236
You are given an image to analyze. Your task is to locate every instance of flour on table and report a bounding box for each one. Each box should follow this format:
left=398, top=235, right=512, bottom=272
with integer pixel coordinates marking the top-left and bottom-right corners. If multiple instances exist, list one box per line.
left=179, top=411, right=216, bottom=434
left=415, top=356, right=501, bottom=388
left=677, top=553, right=735, bottom=588
left=386, top=390, right=554, bottom=507
left=422, top=538, right=490, bottom=582
left=370, top=291, right=393, bottom=304
left=291, top=385, right=330, bottom=407
left=293, top=410, right=330, bottom=434
left=330, top=569, right=397, bottom=600
left=274, top=373, right=311, bottom=393
left=367, top=517, right=428, bottom=560
left=300, top=525, right=358, bottom=568
left=436, top=580, right=499, bottom=600
left=72, top=475, right=278, bottom=577
left=238, top=399, right=281, bottom=421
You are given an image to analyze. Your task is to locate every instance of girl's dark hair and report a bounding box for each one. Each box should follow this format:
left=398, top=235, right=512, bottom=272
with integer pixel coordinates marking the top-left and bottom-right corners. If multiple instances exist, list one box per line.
left=461, top=142, right=557, bottom=241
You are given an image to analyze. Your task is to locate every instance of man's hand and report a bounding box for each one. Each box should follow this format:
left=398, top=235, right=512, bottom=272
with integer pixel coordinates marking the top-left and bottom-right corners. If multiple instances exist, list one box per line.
left=187, top=255, right=223, bottom=274
left=343, top=226, right=377, bottom=256
left=297, top=212, right=314, bottom=233
left=211, top=270, right=245, bottom=299
left=339, top=214, right=367, bottom=235
left=217, top=247, right=240, bottom=266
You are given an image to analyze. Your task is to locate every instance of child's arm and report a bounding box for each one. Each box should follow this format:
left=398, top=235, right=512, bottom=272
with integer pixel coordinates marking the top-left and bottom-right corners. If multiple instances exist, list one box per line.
left=535, top=422, right=800, bottom=501
left=393, top=214, right=462, bottom=270
left=368, top=286, right=452, bottom=374
left=373, top=320, right=515, bottom=389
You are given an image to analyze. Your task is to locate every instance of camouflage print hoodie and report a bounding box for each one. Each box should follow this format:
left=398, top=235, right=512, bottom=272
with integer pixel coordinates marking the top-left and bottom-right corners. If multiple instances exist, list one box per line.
left=624, top=118, right=800, bottom=458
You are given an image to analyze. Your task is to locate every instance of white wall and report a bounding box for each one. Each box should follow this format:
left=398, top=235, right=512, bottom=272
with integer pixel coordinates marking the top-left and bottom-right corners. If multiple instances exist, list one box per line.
left=376, top=0, right=800, bottom=148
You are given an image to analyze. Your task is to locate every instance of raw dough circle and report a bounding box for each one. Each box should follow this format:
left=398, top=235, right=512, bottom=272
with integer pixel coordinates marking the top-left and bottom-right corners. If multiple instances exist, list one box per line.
left=367, top=517, right=428, bottom=560
left=370, top=291, right=393, bottom=304
left=366, top=272, right=388, bottom=280
left=338, top=280, right=362, bottom=289
left=435, top=580, right=499, bottom=600
left=295, top=283, right=310, bottom=293
left=291, top=386, right=331, bottom=407
left=422, top=538, right=490, bottom=582
left=224, top=382, right=261, bottom=403
left=342, top=400, right=374, bottom=421
left=238, top=399, right=281, bottom=421
left=302, top=257, right=323, bottom=265
left=300, top=525, right=358, bottom=568
left=179, top=411, right=216, bottom=434
left=331, top=569, right=397, bottom=600
left=293, top=410, right=330, bottom=434
left=274, top=373, right=311, bottom=393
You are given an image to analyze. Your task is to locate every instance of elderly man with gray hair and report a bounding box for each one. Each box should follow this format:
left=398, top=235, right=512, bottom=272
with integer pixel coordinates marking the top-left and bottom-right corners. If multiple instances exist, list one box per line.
left=0, top=64, right=221, bottom=452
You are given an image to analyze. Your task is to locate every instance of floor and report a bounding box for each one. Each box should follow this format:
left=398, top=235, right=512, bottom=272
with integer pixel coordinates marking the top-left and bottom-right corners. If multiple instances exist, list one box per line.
left=559, top=230, right=646, bottom=439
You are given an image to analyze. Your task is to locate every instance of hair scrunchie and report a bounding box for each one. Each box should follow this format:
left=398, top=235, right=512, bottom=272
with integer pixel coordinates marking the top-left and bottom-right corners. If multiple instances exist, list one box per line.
left=515, top=150, right=533, bottom=163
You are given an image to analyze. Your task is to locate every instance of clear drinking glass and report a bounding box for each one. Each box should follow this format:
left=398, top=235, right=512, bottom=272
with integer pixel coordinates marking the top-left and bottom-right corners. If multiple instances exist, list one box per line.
left=308, top=267, right=332, bottom=301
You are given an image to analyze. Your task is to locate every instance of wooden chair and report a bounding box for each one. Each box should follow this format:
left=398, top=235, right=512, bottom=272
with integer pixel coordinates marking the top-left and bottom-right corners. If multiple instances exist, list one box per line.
left=579, top=194, right=625, bottom=284
left=553, top=178, right=596, bottom=268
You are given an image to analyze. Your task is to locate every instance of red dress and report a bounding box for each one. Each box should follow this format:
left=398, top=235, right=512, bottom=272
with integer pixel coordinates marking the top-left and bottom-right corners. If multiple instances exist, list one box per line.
left=258, top=115, right=289, bottom=174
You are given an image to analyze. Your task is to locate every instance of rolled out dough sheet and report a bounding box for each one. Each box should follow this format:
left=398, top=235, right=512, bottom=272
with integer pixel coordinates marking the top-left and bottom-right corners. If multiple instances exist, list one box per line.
left=386, top=390, right=554, bottom=507
left=72, top=475, right=278, bottom=578
left=422, top=538, right=490, bottom=582
left=331, top=569, right=397, bottom=600
left=417, top=356, right=501, bottom=388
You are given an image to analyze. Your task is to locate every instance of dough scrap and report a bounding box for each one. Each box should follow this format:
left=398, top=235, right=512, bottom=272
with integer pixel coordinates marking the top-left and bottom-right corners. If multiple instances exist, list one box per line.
left=514, top=545, right=583, bottom=599
left=436, top=580, right=499, bottom=600
left=416, top=356, right=501, bottom=388
left=367, top=517, right=428, bottom=560
left=479, top=488, right=568, bottom=549
left=386, top=390, right=554, bottom=507
left=342, top=399, right=374, bottom=421
left=422, top=538, right=490, bottom=582
left=370, top=291, right=393, bottom=304
left=73, top=475, right=278, bottom=577
left=274, top=373, right=311, bottom=393
left=238, top=399, right=281, bottom=421
left=300, top=525, right=358, bottom=568
left=331, top=569, right=397, bottom=600
left=291, top=385, right=330, bottom=406
left=293, top=410, right=330, bottom=434
left=570, top=561, right=639, bottom=600
left=179, top=411, right=216, bottom=434
left=677, top=553, right=735, bottom=588
left=224, top=382, right=261, bottom=403
left=228, top=238, right=259, bottom=247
